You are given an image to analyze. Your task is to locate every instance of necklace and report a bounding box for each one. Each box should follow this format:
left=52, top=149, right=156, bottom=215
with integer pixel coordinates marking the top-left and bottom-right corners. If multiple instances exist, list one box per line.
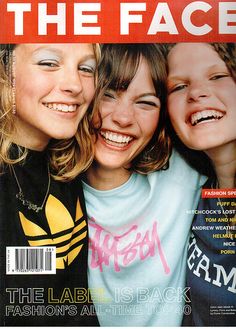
left=11, top=164, right=51, bottom=213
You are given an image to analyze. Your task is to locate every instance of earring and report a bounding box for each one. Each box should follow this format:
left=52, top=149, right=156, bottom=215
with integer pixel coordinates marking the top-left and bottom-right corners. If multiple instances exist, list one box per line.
left=12, top=100, right=16, bottom=115
left=12, top=84, right=16, bottom=115
left=11, top=50, right=16, bottom=115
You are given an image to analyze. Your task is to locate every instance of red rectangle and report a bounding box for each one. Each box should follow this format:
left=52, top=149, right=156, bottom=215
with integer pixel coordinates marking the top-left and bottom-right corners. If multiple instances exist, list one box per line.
left=0, top=0, right=235, bottom=43
left=202, top=189, right=236, bottom=198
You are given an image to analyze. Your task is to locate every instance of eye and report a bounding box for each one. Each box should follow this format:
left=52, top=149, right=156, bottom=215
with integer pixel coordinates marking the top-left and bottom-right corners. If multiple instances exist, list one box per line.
left=103, top=91, right=116, bottom=100
left=38, top=60, right=59, bottom=68
left=136, top=98, right=160, bottom=111
left=168, top=84, right=187, bottom=94
left=136, top=100, right=158, bottom=107
left=210, top=73, right=230, bottom=81
left=79, top=58, right=97, bottom=76
left=79, top=65, right=95, bottom=76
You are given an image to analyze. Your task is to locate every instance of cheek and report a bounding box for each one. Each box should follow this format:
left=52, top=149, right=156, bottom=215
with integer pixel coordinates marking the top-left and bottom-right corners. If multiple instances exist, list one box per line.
left=167, top=109, right=185, bottom=139
left=16, top=73, right=30, bottom=97
left=217, top=79, right=236, bottom=96
left=171, top=117, right=185, bottom=137
left=92, top=112, right=101, bottom=128
left=220, top=89, right=236, bottom=111
left=16, top=72, right=51, bottom=105
left=168, top=98, right=185, bottom=132
left=82, top=79, right=95, bottom=103
left=141, top=112, right=160, bottom=139
left=15, top=78, right=34, bottom=111
left=97, top=102, right=114, bottom=121
left=167, top=95, right=181, bottom=117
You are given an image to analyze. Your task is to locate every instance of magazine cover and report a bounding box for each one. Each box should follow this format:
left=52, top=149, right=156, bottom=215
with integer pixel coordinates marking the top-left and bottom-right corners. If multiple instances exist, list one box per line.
left=0, top=0, right=235, bottom=327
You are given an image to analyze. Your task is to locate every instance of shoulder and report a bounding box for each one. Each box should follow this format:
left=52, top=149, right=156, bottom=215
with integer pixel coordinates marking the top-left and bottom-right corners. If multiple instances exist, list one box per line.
left=148, top=149, right=207, bottom=190
left=170, top=149, right=207, bottom=188
left=51, top=175, right=84, bottom=201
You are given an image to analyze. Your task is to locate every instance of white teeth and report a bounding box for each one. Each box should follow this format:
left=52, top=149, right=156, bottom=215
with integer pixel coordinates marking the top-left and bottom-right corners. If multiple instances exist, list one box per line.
left=100, top=131, right=133, bottom=145
left=191, top=110, right=224, bottom=126
left=44, top=103, right=77, bottom=112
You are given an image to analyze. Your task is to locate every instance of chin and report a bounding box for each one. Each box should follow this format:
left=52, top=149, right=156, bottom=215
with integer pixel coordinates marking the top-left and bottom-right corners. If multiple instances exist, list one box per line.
left=51, top=132, right=76, bottom=141
left=181, top=134, right=215, bottom=151
left=186, top=141, right=221, bottom=152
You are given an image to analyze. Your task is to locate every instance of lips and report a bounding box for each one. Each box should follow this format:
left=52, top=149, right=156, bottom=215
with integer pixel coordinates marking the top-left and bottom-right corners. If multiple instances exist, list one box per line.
left=190, top=109, right=224, bottom=126
left=43, top=103, right=78, bottom=113
left=100, top=130, right=134, bottom=148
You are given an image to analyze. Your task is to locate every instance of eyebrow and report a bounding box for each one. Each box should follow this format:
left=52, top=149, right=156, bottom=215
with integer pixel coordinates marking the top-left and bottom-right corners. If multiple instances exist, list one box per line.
left=167, top=76, right=186, bottom=83
left=32, top=46, right=96, bottom=61
left=138, top=92, right=157, bottom=98
left=32, top=46, right=63, bottom=56
left=79, top=54, right=97, bottom=62
left=168, top=63, right=228, bottom=81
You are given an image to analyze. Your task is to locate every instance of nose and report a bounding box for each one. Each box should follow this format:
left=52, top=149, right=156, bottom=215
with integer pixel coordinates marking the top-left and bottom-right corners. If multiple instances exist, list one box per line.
left=187, top=81, right=211, bottom=103
left=58, top=68, right=83, bottom=96
left=112, top=102, right=135, bottom=127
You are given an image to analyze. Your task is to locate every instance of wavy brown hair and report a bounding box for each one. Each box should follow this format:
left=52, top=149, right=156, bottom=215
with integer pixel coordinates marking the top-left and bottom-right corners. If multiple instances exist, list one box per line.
left=91, top=44, right=172, bottom=174
left=0, top=44, right=100, bottom=181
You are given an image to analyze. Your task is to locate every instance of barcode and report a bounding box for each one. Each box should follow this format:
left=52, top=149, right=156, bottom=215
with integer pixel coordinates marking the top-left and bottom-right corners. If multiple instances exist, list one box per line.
left=6, top=247, right=56, bottom=275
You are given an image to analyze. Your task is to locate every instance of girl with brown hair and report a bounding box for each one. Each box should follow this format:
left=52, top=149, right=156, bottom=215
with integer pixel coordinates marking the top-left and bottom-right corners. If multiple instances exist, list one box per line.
left=83, top=44, right=205, bottom=326
left=167, top=42, right=236, bottom=326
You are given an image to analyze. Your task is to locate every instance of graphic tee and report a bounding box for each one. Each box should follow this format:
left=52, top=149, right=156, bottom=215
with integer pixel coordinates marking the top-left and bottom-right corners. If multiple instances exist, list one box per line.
left=184, top=178, right=236, bottom=326
left=0, top=146, right=99, bottom=326
left=83, top=150, right=205, bottom=326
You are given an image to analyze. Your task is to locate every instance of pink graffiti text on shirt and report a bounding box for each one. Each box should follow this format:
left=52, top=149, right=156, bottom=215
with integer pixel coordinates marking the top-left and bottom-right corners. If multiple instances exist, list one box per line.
left=89, top=220, right=170, bottom=274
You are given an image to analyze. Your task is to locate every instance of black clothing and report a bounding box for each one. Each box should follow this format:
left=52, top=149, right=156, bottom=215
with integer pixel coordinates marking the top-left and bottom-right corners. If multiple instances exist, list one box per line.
left=0, top=147, right=99, bottom=326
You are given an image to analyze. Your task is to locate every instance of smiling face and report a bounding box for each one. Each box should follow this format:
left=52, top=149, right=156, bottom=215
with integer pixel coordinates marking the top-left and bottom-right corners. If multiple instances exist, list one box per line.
left=167, top=43, right=236, bottom=152
left=94, top=56, right=161, bottom=175
left=14, top=43, right=96, bottom=150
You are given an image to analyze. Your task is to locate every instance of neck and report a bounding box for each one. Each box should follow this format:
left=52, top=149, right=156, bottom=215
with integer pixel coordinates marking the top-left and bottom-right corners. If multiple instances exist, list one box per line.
left=12, top=138, right=48, bottom=152
left=205, top=142, right=236, bottom=188
left=86, top=162, right=132, bottom=191
left=12, top=124, right=49, bottom=151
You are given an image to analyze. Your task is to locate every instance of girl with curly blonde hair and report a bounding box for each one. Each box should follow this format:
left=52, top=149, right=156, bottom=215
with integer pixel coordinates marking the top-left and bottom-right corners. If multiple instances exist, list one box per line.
left=0, top=43, right=100, bottom=326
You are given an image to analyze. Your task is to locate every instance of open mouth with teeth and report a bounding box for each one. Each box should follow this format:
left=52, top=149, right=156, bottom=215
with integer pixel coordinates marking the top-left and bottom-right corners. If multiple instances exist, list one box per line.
left=43, top=103, right=77, bottom=113
left=190, top=110, right=224, bottom=126
left=100, top=130, right=134, bottom=148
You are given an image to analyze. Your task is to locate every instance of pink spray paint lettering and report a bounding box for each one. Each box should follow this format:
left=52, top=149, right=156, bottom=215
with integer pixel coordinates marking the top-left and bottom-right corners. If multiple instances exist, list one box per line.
left=89, top=219, right=170, bottom=274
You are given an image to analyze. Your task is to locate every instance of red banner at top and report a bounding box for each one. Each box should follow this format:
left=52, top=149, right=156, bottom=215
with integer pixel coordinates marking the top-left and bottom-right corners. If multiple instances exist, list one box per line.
left=0, top=0, right=235, bottom=43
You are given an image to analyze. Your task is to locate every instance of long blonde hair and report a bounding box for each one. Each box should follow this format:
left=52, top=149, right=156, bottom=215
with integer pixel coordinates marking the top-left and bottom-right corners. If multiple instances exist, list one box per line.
left=0, top=44, right=100, bottom=181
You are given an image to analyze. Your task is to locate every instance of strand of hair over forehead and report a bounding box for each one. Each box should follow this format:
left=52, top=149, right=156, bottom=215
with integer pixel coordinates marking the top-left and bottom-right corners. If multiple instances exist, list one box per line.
left=100, top=44, right=146, bottom=91
left=164, top=43, right=236, bottom=81
left=211, top=43, right=236, bottom=81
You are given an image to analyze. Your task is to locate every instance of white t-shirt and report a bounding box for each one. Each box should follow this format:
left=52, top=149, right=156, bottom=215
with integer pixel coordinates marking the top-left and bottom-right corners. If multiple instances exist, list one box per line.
left=83, top=150, right=205, bottom=326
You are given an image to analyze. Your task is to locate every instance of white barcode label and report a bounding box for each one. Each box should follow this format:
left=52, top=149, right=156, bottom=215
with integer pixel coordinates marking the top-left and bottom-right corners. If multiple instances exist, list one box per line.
left=6, top=247, right=56, bottom=275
